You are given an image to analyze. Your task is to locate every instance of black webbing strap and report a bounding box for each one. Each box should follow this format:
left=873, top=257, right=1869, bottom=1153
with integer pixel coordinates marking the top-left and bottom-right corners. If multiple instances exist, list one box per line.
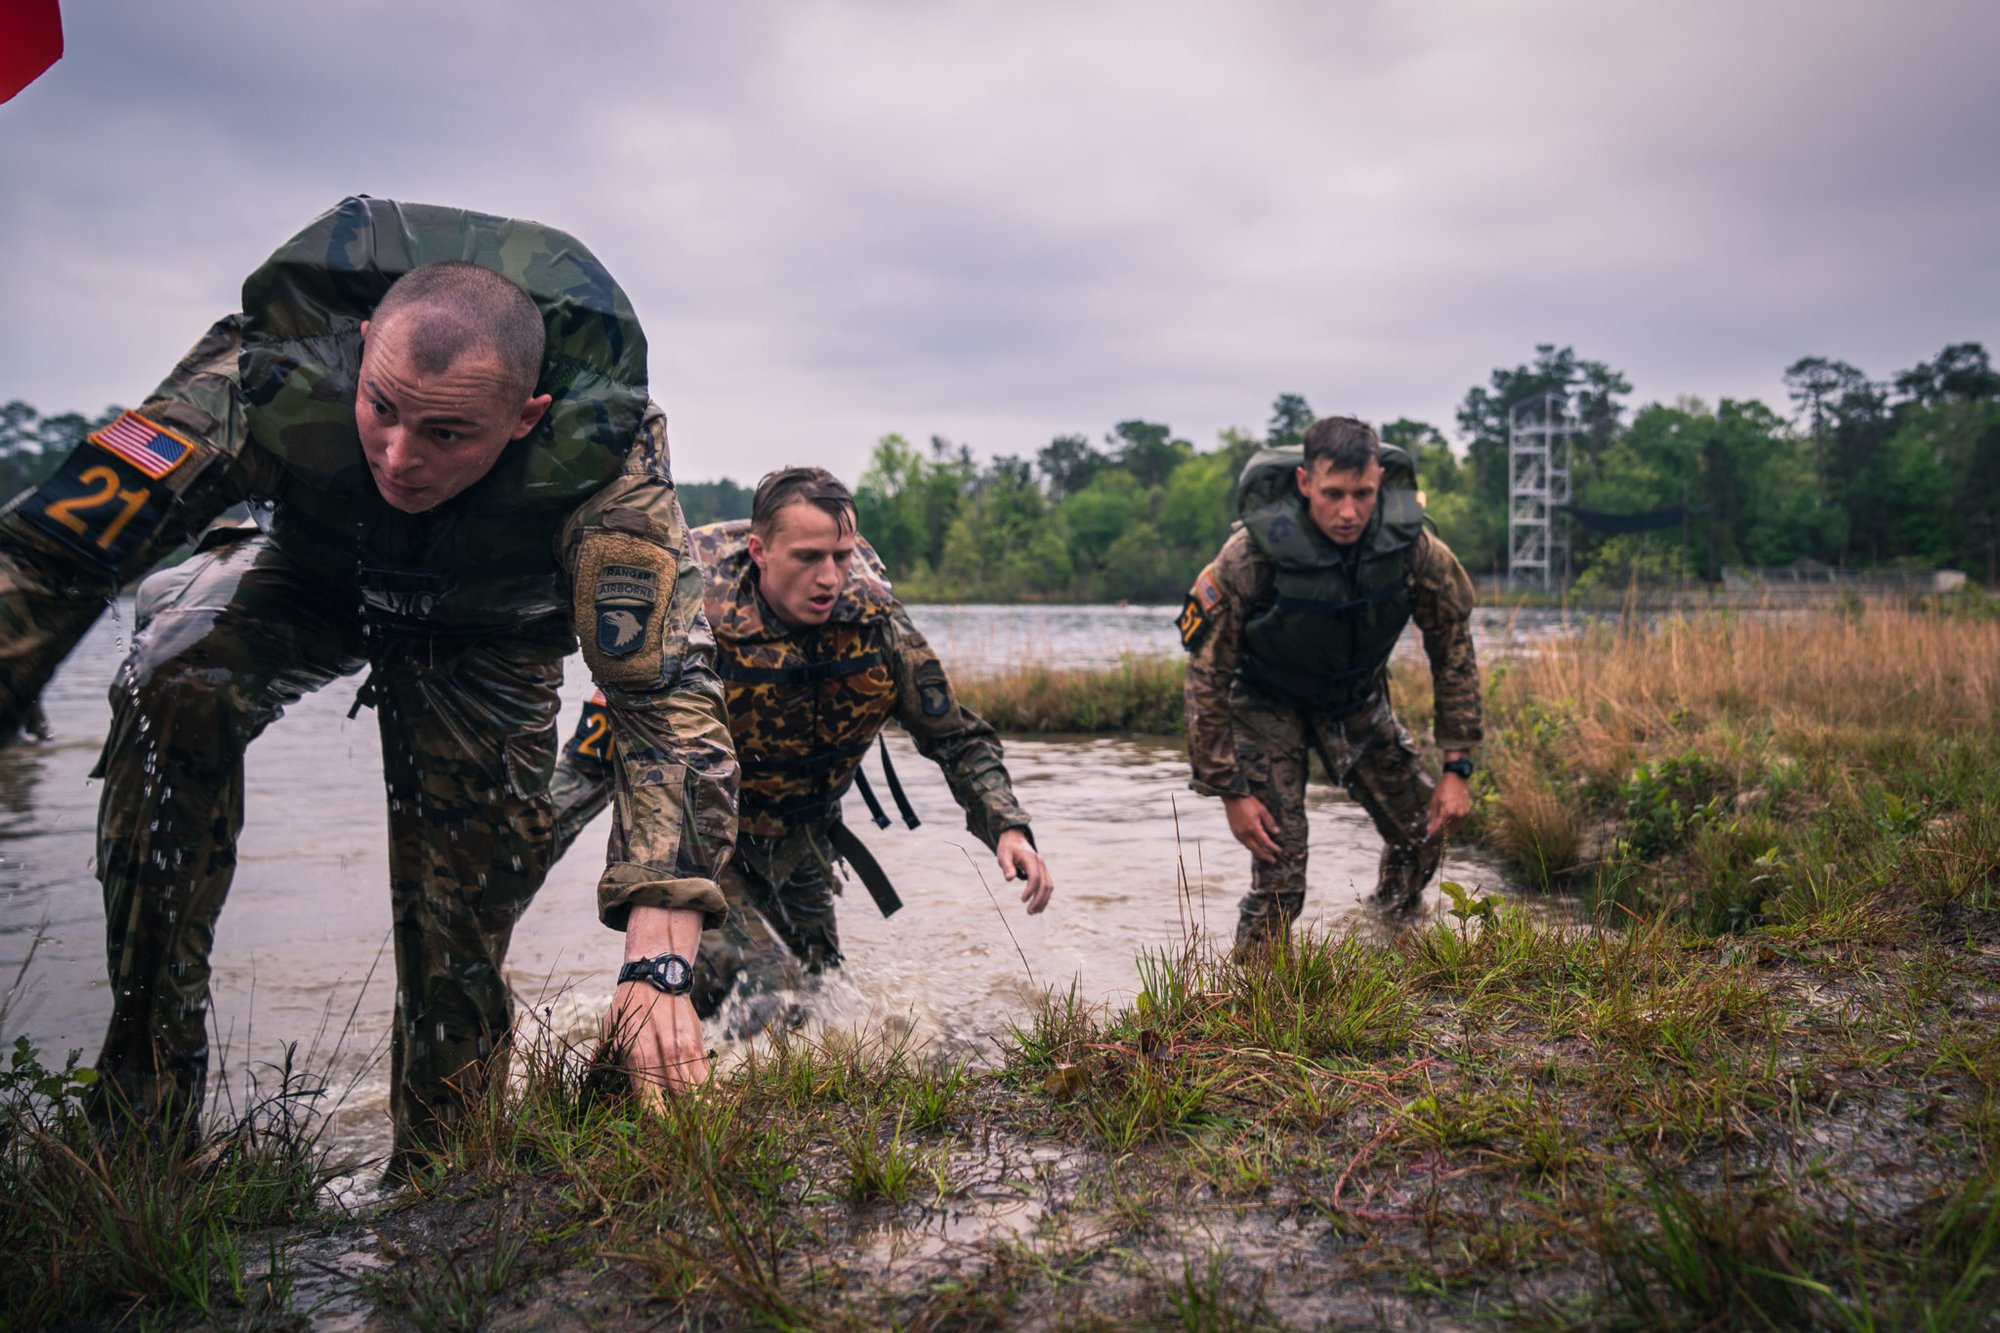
left=827, top=820, right=903, bottom=918
left=1271, top=581, right=1405, bottom=618
left=720, top=651, right=887, bottom=685
left=346, top=668, right=381, bottom=720
left=878, top=736, right=921, bottom=830
left=852, top=765, right=893, bottom=829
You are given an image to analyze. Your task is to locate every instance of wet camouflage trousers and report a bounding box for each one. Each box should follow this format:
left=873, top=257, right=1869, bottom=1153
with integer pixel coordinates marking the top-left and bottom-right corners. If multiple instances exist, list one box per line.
left=551, top=745, right=836, bottom=1022
left=1230, top=683, right=1443, bottom=943
left=96, top=533, right=564, bottom=1158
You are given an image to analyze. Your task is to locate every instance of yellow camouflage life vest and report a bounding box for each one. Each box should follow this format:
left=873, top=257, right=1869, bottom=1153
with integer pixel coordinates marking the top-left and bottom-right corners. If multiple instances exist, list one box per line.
left=693, top=521, right=900, bottom=839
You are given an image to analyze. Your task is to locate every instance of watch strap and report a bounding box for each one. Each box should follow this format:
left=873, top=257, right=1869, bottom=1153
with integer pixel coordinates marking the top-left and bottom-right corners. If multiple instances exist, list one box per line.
left=618, top=952, right=694, bottom=995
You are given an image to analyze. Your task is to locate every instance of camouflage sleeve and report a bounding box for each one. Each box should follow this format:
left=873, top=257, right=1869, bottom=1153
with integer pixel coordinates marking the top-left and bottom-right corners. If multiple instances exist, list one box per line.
left=0, top=316, right=262, bottom=738
left=563, top=405, right=738, bottom=930
left=885, top=605, right=1030, bottom=849
left=1408, top=529, right=1483, bottom=753
left=1181, top=528, right=1263, bottom=798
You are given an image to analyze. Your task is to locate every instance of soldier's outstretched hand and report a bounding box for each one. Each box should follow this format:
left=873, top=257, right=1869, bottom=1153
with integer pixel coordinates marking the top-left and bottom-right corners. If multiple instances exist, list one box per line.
left=1216, top=788, right=1280, bottom=860
left=1223, top=794, right=1284, bottom=864
left=605, top=984, right=709, bottom=1111
left=996, top=827, right=1054, bottom=913
left=1426, top=768, right=1473, bottom=840
left=606, top=905, right=711, bottom=1109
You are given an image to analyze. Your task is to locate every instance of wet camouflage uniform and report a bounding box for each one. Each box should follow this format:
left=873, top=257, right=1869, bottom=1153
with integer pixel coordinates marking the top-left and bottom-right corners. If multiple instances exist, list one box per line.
left=0, top=200, right=736, bottom=1157
left=549, top=520, right=1030, bottom=1020
left=1182, top=524, right=1481, bottom=941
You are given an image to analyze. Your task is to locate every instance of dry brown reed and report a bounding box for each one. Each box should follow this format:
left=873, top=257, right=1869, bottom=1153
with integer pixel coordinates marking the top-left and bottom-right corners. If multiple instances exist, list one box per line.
left=1449, top=604, right=1996, bottom=789
left=955, top=653, right=1185, bottom=734
left=1483, top=749, right=1583, bottom=886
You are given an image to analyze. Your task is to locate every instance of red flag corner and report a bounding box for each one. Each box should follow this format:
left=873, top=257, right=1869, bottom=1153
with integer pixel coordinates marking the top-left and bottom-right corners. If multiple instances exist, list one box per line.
left=1, top=0, right=64, bottom=105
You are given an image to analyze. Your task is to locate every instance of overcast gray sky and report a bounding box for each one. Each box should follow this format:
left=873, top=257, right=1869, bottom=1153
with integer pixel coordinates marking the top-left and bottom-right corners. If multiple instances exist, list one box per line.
left=3, top=0, right=1996, bottom=482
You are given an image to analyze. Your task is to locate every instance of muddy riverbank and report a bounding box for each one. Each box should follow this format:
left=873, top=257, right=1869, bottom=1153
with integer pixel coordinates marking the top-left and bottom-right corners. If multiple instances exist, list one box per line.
left=6, top=603, right=1997, bottom=1327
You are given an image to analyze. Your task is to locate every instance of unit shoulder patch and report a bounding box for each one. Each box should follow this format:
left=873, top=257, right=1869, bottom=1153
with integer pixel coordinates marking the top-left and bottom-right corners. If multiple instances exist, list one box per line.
left=1177, top=593, right=1211, bottom=652
left=575, top=531, right=673, bottom=686
left=595, top=562, right=658, bottom=658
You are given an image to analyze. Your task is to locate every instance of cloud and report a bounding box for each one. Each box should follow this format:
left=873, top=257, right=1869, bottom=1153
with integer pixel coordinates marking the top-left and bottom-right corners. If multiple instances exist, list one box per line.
left=2, top=0, right=1995, bottom=482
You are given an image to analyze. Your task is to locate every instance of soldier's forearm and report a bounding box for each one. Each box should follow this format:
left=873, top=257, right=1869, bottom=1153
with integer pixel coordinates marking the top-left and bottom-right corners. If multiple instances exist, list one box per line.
left=940, top=752, right=1029, bottom=850
left=1429, top=666, right=1484, bottom=753
left=0, top=535, right=117, bottom=737
left=622, top=904, right=703, bottom=962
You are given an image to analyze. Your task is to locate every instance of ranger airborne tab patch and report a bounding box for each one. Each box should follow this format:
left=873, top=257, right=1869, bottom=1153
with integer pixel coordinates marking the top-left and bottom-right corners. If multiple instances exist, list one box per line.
left=595, top=563, right=658, bottom=658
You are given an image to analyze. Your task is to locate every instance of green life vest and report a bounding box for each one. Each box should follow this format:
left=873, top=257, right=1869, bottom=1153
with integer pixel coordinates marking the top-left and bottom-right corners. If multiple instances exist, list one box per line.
left=1235, top=444, right=1425, bottom=714
left=236, top=196, right=651, bottom=628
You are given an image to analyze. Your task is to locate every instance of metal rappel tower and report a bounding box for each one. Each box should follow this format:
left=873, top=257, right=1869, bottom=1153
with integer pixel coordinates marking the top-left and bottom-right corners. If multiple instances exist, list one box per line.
left=1507, top=391, right=1583, bottom=591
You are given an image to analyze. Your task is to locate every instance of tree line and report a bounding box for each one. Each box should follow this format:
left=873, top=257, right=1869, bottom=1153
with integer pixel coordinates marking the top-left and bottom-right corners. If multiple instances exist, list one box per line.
left=4, top=339, right=1995, bottom=599
left=838, top=340, right=2000, bottom=600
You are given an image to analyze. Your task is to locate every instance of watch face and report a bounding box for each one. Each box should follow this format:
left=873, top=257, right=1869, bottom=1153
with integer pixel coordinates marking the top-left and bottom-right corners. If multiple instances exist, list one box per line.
left=655, top=955, right=691, bottom=991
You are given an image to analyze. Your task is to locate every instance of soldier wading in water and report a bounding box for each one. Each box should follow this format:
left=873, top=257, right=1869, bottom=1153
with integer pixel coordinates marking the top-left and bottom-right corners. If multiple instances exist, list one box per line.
left=1180, top=416, right=1482, bottom=950
left=0, top=199, right=737, bottom=1167
left=551, top=466, right=1054, bottom=1026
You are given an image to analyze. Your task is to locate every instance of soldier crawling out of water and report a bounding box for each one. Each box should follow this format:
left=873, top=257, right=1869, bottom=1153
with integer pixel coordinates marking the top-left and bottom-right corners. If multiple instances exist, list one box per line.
left=1180, top=415, right=1482, bottom=948
left=0, top=198, right=736, bottom=1165
left=548, top=466, right=1053, bottom=1026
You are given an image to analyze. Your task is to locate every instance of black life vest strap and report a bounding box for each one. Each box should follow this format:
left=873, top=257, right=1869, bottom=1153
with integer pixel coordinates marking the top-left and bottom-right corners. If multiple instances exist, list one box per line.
left=852, top=765, right=892, bottom=829
left=878, top=735, right=921, bottom=830
left=743, top=737, right=875, bottom=775
left=745, top=789, right=845, bottom=823
left=1270, top=581, right=1405, bottom=618
left=720, top=651, right=887, bottom=685
left=827, top=820, right=903, bottom=918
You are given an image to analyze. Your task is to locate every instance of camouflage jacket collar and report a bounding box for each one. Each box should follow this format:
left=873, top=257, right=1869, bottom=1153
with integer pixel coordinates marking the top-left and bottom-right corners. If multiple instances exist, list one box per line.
left=705, top=548, right=895, bottom=645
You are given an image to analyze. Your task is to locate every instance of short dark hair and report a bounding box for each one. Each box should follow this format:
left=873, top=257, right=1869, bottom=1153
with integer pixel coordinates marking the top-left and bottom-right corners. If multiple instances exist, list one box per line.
left=370, top=260, right=545, bottom=405
left=1301, top=416, right=1381, bottom=475
left=752, top=466, right=857, bottom=537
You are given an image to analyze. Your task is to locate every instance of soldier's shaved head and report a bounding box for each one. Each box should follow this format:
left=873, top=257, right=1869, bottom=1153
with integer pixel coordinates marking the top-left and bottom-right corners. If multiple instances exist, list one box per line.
left=370, top=261, right=545, bottom=405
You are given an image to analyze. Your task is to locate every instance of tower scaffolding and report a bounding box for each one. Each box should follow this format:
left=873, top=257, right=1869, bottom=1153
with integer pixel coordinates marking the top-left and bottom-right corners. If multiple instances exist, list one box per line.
left=1507, top=391, right=1582, bottom=591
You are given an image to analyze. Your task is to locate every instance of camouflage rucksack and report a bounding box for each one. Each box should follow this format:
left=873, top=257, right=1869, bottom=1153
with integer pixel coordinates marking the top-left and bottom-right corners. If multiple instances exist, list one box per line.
left=232, top=196, right=654, bottom=625
left=239, top=195, right=649, bottom=496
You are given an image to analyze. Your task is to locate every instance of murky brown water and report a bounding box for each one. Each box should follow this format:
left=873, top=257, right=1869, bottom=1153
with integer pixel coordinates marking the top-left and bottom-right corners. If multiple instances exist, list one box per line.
left=0, top=599, right=1517, bottom=1172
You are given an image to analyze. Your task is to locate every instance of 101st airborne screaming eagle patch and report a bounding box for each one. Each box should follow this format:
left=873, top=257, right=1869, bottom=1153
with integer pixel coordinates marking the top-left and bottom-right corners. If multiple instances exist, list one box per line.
left=575, top=528, right=674, bottom=686
left=596, top=563, right=658, bottom=657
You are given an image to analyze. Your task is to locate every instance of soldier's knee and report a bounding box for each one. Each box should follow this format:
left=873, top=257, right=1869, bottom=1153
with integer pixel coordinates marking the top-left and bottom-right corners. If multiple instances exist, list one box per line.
left=113, top=640, right=242, bottom=725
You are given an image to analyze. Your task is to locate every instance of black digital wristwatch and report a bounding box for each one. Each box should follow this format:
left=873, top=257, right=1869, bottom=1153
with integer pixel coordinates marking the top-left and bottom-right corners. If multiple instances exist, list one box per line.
left=1441, top=757, right=1474, bottom=781
left=617, top=952, right=694, bottom=995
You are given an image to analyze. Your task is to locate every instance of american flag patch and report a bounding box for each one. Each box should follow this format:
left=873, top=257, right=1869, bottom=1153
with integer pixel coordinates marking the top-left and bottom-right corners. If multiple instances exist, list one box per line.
left=88, top=411, right=194, bottom=480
